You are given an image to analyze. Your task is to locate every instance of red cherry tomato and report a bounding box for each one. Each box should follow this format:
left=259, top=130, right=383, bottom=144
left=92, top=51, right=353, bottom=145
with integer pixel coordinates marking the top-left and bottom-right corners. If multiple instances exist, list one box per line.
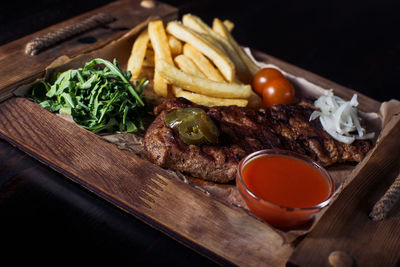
left=252, top=68, right=285, bottom=95
left=262, top=77, right=295, bottom=107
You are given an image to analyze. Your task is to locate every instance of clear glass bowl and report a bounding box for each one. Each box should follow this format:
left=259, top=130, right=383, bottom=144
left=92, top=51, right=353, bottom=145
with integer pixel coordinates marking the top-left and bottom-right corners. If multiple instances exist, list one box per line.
left=236, top=149, right=335, bottom=229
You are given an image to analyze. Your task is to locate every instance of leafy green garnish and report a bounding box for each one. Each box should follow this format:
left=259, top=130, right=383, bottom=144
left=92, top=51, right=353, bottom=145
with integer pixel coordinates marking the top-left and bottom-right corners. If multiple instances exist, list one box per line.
left=28, top=58, right=149, bottom=134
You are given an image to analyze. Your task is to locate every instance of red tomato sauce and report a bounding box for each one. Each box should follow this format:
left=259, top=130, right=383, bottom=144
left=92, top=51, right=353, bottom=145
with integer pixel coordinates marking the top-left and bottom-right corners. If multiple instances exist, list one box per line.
left=242, top=154, right=331, bottom=209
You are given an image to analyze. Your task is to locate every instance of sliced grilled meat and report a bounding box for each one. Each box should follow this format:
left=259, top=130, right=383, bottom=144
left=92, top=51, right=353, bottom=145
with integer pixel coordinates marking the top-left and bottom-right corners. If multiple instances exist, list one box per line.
left=144, top=98, right=372, bottom=183
left=144, top=103, right=245, bottom=183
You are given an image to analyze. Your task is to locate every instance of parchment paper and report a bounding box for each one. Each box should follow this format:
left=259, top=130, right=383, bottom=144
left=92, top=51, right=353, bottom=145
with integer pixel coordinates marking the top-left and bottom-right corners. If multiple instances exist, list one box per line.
left=15, top=22, right=400, bottom=242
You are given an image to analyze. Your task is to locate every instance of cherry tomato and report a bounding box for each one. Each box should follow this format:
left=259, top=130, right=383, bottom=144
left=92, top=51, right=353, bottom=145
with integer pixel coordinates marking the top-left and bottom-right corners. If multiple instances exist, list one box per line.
left=262, top=77, right=295, bottom=107
left=252, top=68, right=284, bottom=95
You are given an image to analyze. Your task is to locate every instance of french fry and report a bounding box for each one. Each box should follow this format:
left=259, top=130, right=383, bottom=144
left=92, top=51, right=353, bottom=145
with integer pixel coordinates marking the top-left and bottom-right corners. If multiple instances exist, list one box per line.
left=174, top=47, right=248, bottom=107
left=175, top=90, right=248, bottom=107
left=181, top=14, right=226, bottom=51
left=127, top=29, right=150, bottom=79
left=212, top=18, right=260, bottom=76
left=168, top=34, right=182, bottom=56
left=183, top=44, right=225, bottom=82
left=198, top=32, right=226, bottom=53
left=148, top=20, right=174, bottom=97
left=157, top=59, right=251, bottom=99
left=127, top=15, right=258, bottom=109
left=174, top=54, right=205, bottom=78
left=212, top=19, right=229, bottom=42
left=182, top=14, right=218, bottom=40
left=223, top=19, right=234, bottom=32
left=171, top=85, right=183, bottom=95
left=148, top=20, right=173, bottom=62
left=166, top=21, right=235, bottom=82
left=182, top=14, right=252, bottom=83
left=152, top=72, right=166, bottom=97
left=142, top=48, right=154, bottom=67
left=173, top=54, right=204, bottom=100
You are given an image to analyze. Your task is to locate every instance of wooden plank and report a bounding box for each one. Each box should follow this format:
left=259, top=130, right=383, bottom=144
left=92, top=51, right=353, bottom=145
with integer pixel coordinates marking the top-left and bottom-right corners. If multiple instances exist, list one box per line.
left=0, top=3, right=395, bottom=264
left=0, top=0, right=178, bottom=102
left=0, top=97, right=293, bottom=266
left=289, top=114, right=400, bottom=266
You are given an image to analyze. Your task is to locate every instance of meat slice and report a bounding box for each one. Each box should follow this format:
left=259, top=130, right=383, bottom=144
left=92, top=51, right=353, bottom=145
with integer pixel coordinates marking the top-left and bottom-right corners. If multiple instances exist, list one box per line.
left=144, top=107, right=244, bottom=183
left=144, top=98, right=373, bottom=183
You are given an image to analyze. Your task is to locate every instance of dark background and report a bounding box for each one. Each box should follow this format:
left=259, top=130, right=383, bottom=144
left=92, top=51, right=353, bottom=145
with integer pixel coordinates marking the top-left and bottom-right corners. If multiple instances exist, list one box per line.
left=1, top=0, right=399, bottom=102
left=0, top=0, right=399, bottom=266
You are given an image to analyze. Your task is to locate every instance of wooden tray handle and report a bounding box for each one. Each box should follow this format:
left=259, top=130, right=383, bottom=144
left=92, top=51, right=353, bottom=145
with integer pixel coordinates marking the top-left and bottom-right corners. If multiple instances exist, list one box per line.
left=369, top=171, right=400, bottom=221
left=25, top=12, right=115, bottom=56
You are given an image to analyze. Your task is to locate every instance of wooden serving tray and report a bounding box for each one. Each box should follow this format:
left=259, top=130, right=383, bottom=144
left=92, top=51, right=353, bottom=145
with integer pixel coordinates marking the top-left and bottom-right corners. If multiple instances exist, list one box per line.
left=0, top=1, right=399, bottom=266
left=0, top=0, right=177, bottom=102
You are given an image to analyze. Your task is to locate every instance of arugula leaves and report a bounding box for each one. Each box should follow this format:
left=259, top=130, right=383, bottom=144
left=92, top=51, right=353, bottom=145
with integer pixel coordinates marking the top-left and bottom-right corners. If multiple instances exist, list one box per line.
left=29, top=58, right=149, bottom=134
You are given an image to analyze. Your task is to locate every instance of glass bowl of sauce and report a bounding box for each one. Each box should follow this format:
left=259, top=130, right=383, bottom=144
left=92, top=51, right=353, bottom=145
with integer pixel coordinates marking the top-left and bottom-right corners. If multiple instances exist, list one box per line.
left=236, top=149, right=335, bottom=229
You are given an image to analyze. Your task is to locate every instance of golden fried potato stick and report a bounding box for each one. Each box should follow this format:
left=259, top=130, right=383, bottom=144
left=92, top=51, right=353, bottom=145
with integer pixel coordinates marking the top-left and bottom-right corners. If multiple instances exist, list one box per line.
left=168, top=34, right=182, bottom=56
left=171, top=85, right=183, bottom=96
left=212, top=21, right=229, bottom=41
left=223, top=19, right=234, bottom=32
left=212, top=18, right=260, bottom=76
left=171, top=82, right=248, bottom=108
left=182, top=14, right=252, bottom=83
left=197, top=32, right=226, bottom=53
left=157, top=59, right=251, bottom=99
left=175, top=90, right=248, bottom=107
left=142, top=48, right=154, bottom=67
left=148, top=20, right=174, bottom=97
left=174, top=51, right=248, bottom=107
left=127, top=29, right=149, bottom=79
left=183, top=44, right=225, bottom=82
left=172, top=55, right=205, bottom=99
left=182, top=14, right=219, bottom=42
left=174, top=54, right=206, bottom=78
left=153, top=71, right=167, bottom=96
left=166, top=21, right=235, bottom=82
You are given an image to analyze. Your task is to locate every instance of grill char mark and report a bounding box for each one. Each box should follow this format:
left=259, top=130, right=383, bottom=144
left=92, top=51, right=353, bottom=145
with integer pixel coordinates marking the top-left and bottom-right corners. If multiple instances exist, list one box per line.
left=144, top=98, right=373, bottom=182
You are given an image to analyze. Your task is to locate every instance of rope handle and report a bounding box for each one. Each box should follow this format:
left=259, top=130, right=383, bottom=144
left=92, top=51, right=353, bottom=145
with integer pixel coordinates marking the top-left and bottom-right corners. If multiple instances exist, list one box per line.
left=25, top=12, right=115, bottom=56
left=369, top=172, right=400, bottom=221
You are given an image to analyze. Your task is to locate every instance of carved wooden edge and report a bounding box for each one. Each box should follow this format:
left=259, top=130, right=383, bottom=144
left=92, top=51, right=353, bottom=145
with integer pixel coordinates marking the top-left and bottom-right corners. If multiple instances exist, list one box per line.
left=288, top=114, right=400, bottom=266
left=0, top=97, right=292, bottom=266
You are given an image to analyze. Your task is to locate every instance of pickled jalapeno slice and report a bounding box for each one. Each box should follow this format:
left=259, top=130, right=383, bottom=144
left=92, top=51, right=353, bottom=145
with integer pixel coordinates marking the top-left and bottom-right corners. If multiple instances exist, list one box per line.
left=164, top=109, right=184, bottom=129
left=164, top=107, right=219, bottom=145
left=164, top=108, right=204, bottom=129
left=178, top=120, right=206, bottom=145
left=197, top=112, right=219, bottom=144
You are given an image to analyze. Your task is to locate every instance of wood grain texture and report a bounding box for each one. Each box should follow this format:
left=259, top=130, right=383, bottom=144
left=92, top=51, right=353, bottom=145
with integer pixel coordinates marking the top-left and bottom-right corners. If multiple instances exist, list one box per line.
left=0, top=3, right=397, bottom=264
left=289, top=114, right=400, bottom=267
left=0, top=0, right=177, bottom=102
left=0, top=97, right=293, bottom=266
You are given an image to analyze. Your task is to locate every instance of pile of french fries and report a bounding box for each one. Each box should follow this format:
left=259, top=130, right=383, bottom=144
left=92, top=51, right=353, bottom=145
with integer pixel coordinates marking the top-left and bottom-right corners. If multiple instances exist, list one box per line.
left=127, top=14, right=262, bottom=108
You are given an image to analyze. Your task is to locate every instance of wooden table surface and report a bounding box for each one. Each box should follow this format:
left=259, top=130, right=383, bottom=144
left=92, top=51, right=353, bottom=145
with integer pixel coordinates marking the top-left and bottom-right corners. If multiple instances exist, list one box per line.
left=1, top=0, right=399, bottom=266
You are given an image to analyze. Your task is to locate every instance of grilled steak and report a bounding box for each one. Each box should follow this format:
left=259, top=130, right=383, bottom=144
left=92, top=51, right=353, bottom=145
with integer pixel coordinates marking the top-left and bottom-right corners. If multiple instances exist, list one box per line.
left=144, top=98, right=372, bottom=183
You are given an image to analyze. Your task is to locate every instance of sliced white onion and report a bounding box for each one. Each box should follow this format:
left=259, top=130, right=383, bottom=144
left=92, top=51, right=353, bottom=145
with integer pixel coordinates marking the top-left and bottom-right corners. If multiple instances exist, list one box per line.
left=309, top=90, right=375, bottom=144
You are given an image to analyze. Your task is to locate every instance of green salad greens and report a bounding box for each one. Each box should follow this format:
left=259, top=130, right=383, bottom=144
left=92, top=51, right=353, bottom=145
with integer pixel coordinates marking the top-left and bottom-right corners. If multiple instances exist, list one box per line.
left=29, top=58, right=149, bottom=134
